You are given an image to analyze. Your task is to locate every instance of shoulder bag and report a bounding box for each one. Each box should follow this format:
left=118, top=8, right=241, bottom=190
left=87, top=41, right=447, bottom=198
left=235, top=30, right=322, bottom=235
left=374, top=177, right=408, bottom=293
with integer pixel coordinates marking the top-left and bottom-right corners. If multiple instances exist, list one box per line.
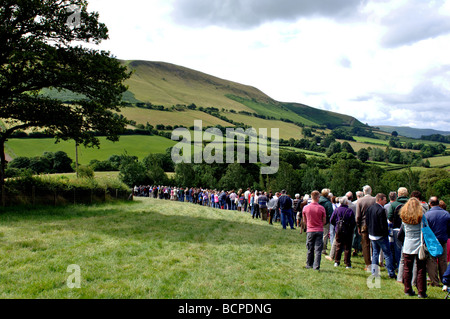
left=421, top=214, right=443, bottom=258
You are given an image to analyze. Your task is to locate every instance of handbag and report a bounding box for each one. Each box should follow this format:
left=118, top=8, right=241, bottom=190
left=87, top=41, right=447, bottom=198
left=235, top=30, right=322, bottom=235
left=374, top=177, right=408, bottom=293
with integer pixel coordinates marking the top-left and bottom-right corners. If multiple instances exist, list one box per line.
left=421, top=214, right=444, bottom=258
left=418, top=222, right=428, bottom=260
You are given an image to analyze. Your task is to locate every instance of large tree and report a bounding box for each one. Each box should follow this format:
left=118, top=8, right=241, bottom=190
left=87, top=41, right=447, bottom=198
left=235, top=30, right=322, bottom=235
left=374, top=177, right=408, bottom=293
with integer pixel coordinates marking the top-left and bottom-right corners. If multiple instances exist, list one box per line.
left=0, top=0, right=131, bottom=185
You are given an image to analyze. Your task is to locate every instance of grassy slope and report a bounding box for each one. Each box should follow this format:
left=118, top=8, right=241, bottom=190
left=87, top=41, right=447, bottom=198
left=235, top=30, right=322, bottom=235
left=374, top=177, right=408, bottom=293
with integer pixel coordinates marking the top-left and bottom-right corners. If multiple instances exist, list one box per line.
left=122, top=60, right=362, bottom=128
left=5, top=135, right=176, bottom=165
left=119, top=107, right=232, bottom=128
left=123, top=60, right=273, bottom=112
left=1, top=197, right=446, bottom=299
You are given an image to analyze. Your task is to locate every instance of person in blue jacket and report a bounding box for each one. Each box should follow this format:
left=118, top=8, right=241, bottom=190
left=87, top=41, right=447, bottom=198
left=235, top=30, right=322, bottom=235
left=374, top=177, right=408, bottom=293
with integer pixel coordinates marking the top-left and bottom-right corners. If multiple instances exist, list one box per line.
left=425, top=196, right=450, bottom=287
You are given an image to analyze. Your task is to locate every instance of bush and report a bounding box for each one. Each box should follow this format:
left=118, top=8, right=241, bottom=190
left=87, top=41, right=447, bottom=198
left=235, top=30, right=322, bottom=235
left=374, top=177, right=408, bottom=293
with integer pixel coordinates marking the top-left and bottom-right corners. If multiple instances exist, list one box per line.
left=77, top=165, right=94, bottom=179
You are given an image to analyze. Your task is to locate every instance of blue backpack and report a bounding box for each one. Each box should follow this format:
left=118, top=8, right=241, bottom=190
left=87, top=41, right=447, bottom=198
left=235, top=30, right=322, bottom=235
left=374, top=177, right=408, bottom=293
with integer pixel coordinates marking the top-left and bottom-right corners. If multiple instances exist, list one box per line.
left=422, top=214, right=444, bottom=257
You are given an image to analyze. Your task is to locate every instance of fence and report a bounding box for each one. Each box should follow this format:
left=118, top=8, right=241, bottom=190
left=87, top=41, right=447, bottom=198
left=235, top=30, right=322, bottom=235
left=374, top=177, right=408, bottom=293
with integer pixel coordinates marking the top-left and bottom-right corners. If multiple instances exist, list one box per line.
left=1, top=185, right=132, bottom=207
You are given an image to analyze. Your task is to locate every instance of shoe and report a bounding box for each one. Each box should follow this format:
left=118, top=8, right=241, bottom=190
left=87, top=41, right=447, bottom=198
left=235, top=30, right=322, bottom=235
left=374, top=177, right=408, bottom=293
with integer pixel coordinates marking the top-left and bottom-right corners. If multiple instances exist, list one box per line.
left=305, top=265, right=312, bottom=269
left=334, top=263, right=339, bottom=267
left=418, top=293, right=428, bottom=298
left=404, top=291, right=415, bottom=297
left=325, top=256, right=333, bottom=261
left=443, top=285, right=449, bottom=292
left=346, top=266, right=352, bottom=269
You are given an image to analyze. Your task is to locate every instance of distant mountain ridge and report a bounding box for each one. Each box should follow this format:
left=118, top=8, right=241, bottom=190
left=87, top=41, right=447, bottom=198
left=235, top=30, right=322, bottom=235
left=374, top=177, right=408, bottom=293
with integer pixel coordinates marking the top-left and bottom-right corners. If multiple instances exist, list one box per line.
left=376, top=125, right=450, bottom=139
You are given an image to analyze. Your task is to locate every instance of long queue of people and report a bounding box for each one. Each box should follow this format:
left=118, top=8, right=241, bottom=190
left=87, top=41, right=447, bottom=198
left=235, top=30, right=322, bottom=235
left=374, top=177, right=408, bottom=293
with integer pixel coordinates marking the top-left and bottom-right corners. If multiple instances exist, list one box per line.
left=134, top=184, right=450, bottom=298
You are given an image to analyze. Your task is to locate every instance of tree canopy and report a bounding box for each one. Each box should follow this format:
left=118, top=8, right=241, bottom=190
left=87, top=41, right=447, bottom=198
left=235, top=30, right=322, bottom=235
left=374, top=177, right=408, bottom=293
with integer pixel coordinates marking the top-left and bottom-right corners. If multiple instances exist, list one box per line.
left=0, top=0, right=131, bottom=184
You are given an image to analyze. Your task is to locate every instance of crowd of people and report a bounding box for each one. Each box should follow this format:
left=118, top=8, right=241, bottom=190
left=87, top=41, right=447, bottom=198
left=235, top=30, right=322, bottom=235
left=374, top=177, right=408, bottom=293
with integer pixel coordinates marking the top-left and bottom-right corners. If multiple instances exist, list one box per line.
left=133, top=184, right=450, bottom=298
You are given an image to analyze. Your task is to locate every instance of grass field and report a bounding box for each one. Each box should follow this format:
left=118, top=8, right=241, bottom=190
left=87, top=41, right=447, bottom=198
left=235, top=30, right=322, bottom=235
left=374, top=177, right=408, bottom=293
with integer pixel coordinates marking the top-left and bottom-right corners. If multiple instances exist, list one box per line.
left=0, top=198, right=447, bottom=299
left=119, top=107, right=232, bottom=128
left=5, top=135, right=176, bottom=165
left=427, top=155, right=450, bottom=169
left=224, top=113, right=305, bottom=139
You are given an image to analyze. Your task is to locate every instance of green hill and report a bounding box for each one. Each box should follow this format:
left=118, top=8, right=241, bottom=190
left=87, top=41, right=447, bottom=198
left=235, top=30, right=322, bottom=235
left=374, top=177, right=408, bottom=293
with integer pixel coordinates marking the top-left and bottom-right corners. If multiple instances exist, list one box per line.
left=40, top=59, right=365, bottom=137
left=121, top=60, right=364, bottom=128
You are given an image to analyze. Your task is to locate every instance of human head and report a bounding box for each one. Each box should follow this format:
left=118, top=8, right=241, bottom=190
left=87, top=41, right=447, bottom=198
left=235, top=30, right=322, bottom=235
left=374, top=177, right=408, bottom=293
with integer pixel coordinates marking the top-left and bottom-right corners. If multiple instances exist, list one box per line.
left=356, top=191, right=363, bottom=199
left=339, top=196, right=349, bottom=206
left=410, top=191, right=422, bottom=201
left=428, top=196, right=439, bottom=207
left=375, top=193, right=387, bottom=205
left=311, top=190, right=320, bottom=202
left=345, top=191, right=353, bottom=201
left=389, top=191, right=397, bottom=202
left=398, top=187, right=408, bottom=198
left=321, top=188, right=329, bottom=197
left=439, top=200, right=447, bottom=210
left=295, top=193, right=300, bottom=199
left=281, top=190, right=286, bottom=195
left=400, top=197, right=423, bottom=225
left=363, top=185, right=372, bottom=195
left=303, top=194, right=310, bottom=201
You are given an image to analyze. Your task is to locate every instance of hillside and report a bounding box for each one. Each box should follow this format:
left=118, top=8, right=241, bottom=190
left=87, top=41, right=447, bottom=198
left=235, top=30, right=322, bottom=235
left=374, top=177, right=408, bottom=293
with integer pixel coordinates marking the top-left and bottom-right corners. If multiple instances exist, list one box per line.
left=376, top=125, right=450, bottom=139
left=39, top=60, right=365, bottom=138
left=121, top=60, right=364, bottom=129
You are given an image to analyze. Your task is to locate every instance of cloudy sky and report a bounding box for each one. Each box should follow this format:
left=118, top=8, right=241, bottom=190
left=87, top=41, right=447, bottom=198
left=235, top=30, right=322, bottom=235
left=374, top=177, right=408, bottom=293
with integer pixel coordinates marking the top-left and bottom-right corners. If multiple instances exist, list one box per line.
left=86, top=0, right=450, bottom=132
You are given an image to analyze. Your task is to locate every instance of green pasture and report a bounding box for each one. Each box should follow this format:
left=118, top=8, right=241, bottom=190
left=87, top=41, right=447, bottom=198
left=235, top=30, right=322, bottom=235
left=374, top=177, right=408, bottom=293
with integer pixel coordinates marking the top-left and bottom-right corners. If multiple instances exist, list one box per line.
left=1, top=197, right=446, bottom=299
left=119, top=107, right=232, bottom=128
left=427, top=155, right=450, bottom=169
left=5, top=135, right=176, bottom=165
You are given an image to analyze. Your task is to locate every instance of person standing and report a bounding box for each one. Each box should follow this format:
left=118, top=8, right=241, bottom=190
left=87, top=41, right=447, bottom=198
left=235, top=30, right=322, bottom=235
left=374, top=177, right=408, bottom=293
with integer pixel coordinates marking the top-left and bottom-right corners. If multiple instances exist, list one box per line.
left=366, top=193, right=396, bottom=279
left=258, top=191, right=269, bottom=221
left=319, top=189, right=333, bottom=255
left=331, top=196, right=356, bottom=268
left=425, top=196, right=450, bottom=287
left=303, top=190, right=326, bottom=270
left=400, top=197, right=428, bottom=298
left=388, top=187, right=409, bottom=271
left=356, top=185, right=376, bottom=272
left=278, top=190, right=295, bottom=229
left=244, top=188, right=251, bottom=212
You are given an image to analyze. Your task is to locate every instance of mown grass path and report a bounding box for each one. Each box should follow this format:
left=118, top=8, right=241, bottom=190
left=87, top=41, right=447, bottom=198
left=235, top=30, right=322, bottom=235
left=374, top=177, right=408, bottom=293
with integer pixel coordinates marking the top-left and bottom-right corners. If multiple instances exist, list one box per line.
left=0, top=198, right=445, bottom=299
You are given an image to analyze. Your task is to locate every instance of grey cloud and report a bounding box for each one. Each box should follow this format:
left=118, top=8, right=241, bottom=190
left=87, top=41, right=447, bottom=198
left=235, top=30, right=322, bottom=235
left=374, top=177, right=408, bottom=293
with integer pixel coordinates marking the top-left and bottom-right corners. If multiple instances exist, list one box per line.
left=170, top=0, right=366, bottom=29
left=379, top=81, right=450, bottom=107
left=380, top=0, right=450, bottom=48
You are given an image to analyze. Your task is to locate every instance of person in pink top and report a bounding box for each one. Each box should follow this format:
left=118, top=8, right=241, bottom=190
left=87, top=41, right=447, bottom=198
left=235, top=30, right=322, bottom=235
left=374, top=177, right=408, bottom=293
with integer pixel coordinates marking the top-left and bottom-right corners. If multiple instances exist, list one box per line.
left=303, top=190, right=327, bottom=271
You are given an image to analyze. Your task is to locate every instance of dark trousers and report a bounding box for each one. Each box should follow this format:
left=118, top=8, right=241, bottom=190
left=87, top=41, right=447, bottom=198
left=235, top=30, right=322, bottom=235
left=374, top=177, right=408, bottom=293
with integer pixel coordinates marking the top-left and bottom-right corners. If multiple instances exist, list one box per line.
left=360, top=228, right=371, bottom=267
left=252, top=204, right=260, bottom=218
left=403, top=253, right=427, bottom=296
left=306, top=232, right=323, bottom=270
left=335, top=233, right=353, bottom=267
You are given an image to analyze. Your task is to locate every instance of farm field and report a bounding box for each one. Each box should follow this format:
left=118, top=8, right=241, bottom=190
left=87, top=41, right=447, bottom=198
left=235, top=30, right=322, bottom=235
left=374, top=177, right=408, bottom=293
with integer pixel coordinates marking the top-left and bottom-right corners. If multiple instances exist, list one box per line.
left=0, top=197, right=447, bottom=299
left=5, top=135, right=176, bottom=165
left=118, top=107, right=232, bottom=128
left=427, top=155, right=450, bottom=169
left=224, top=113, right=304, bottom=139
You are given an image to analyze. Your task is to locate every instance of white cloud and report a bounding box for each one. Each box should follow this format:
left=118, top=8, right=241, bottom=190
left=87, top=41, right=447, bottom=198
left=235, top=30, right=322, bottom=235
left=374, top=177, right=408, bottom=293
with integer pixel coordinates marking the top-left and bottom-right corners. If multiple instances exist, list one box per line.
left=85, top=0, right=450, bottom=132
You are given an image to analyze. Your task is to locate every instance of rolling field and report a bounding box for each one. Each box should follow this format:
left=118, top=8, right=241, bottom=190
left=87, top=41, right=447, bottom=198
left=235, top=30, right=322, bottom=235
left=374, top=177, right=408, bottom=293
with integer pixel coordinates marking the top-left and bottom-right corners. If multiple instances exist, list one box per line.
left=119, top=107, right=232, bottom=128
left=5, top=135, right=176, bottom=165
left=1, top=197, right=447, bottom=299
left=224, top=113, right=305, bottom=139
